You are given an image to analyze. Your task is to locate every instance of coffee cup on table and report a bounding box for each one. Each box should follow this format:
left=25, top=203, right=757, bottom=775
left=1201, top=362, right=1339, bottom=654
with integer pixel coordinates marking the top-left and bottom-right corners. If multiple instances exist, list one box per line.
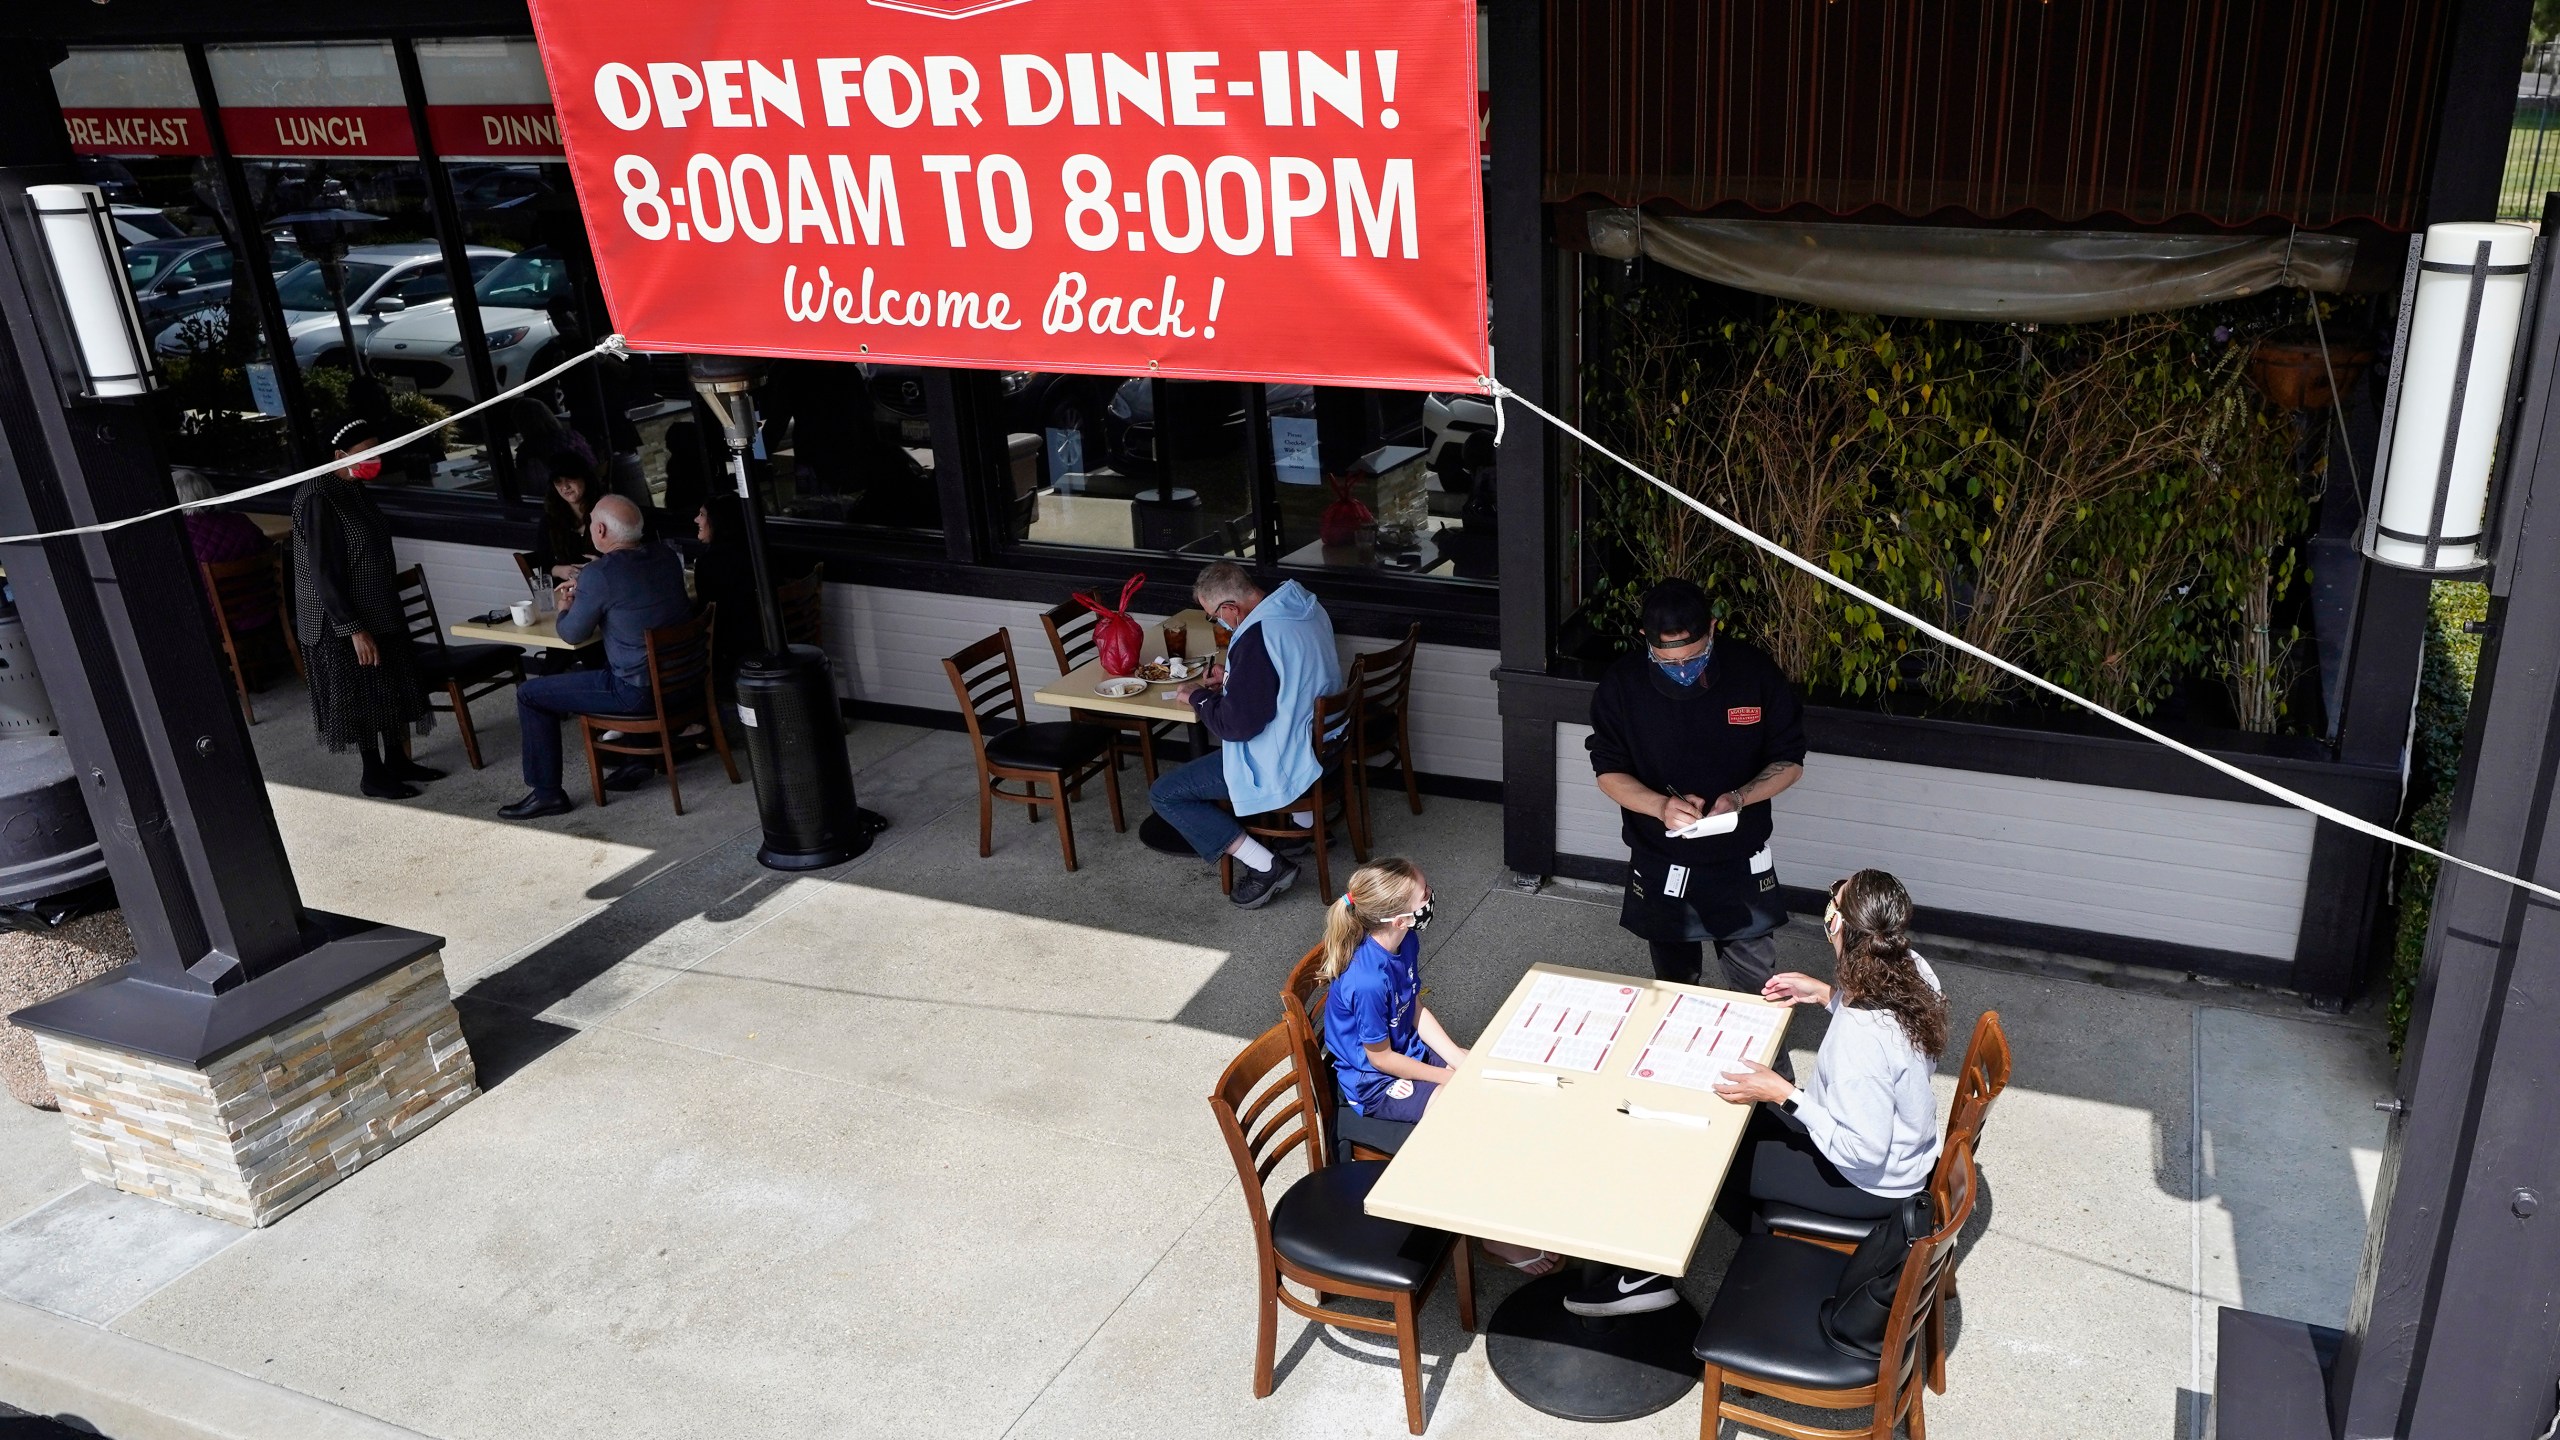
left=509, top=600, right=534, bottom=626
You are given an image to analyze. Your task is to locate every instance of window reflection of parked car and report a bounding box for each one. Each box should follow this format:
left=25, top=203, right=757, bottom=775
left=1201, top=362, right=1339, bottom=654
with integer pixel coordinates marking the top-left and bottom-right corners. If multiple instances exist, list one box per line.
left=112, top=206, right=184, bottom=244
left=1421, top=390, right=1497, bottom=489
left=154, top=243, right=508, bottom=370
left=76, top=157, right=142, bottom=206
left=362, top=246, right=571, bottom=404
left=861, top=366, right=1115, bottom=453
left=449, top=165, right=556, bottom=217
left=121, top=237, right=242, bottom=331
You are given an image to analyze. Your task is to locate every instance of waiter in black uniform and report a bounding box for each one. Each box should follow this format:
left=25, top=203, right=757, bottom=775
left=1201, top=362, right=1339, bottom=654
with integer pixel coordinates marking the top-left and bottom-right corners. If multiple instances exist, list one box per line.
left=1588, top=579, right=1807, bottom=993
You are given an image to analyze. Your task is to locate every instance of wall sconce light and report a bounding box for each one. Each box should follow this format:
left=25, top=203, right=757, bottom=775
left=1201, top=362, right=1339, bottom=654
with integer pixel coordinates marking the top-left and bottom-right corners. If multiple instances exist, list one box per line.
left=25, top=184, right=156, bottom=402
left=2364, top=221, right=2537, bottom=573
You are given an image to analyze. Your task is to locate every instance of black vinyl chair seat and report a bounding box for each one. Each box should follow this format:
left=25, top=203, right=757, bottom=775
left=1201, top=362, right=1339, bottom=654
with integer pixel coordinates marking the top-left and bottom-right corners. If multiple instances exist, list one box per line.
left=1270, top=1159, right=1453, bottom=1292
left=1693, top=1235, right=1874, bottom=1391
left=985, top=720, right=1118, bottom=772
left=414, top=640, right=521, bottom=684
left=1758, top=1200, right=1883, bottom=1246
left=1335, top=1104, right=1416, bottom=1161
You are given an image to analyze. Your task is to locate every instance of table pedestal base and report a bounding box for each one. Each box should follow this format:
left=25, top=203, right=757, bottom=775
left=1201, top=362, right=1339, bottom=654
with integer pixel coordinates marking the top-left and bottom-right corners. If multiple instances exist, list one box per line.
left=1138, top=814, right=1196, bottom=856
left=1484, top=1270, right=1700, bottom=1422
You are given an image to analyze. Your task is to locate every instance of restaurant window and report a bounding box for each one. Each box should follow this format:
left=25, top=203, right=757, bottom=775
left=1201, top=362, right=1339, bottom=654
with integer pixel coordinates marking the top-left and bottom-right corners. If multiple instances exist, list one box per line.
left=1004, top=373, right=1262, bottom=560
left=415, top=37, right=714, bottom=516
left=983, top=369, right=1495, bottom=583
left=205, top=40, right=501, bottom=492
left=54, top=44, right=297, bottom=481
left=758, top=360, right=942, bottom=535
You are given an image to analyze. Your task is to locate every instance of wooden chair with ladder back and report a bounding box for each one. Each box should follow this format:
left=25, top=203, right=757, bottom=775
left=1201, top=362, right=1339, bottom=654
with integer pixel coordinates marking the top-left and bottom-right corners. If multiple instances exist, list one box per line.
left=1762, top=1009, right=2010, bottom=1394
left=1039, top=595, right=1178, bottom=783
left=942, top=628, right=1124, bottom=871
left=1220, top=678, right=1368, bottom=900
left=1351, top=623, right=1425, bottom=821
left=776, top=562, right=825, bottom=647
left=391, top=565, right=521, bottom=769
left=199, top=548, right=300, bottom=725
left=1693, top=1135, right=1979, bottom=1440
left=573, top=604, right=741, bottom=813
left=1278, top=941, right=1417, bottom=1164
left=1209, top=1021, right=1475, bottom=1435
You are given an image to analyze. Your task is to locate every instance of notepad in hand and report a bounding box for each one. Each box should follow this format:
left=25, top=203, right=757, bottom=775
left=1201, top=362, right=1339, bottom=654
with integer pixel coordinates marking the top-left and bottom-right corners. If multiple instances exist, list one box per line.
left=1666, top=810, right=1740, bottom=840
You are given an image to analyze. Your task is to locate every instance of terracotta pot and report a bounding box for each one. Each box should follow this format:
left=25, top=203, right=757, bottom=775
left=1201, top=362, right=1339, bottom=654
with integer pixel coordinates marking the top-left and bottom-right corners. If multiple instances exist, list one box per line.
left=2247, top=337, right=2375, bottom=411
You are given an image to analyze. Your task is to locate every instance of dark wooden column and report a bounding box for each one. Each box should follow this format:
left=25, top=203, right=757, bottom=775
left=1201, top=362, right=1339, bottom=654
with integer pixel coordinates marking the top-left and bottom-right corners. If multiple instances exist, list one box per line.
left=1489, top=0, right=1559, bottom=881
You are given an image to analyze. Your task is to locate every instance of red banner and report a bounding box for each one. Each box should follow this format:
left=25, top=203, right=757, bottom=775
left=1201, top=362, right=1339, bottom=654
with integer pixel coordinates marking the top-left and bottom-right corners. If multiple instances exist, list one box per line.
left=62, top=108, right=212, bottom=158
left=523, top=0, right=1488, bottom=390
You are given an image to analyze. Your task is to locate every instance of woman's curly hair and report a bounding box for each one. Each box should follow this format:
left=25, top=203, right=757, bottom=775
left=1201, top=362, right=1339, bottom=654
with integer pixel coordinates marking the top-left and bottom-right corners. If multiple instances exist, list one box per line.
left=1830, top=869, right=1947, bottom=1059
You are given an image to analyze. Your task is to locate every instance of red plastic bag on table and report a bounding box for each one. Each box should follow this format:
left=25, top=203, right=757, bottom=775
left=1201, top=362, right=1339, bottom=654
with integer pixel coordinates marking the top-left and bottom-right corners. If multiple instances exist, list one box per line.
left=1319, top=473, right=1375, bottom=547
left=1075, top=574, right=1148, bottom=677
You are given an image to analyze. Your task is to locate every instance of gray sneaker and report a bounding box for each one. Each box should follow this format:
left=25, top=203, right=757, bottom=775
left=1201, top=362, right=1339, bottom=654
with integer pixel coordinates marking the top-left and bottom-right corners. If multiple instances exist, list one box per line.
left=1229, top=855, right=1300, bottom=909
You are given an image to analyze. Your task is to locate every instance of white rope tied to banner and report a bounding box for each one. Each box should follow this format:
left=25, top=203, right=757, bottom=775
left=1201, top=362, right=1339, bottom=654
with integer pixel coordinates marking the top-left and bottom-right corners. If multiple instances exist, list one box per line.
left=0, top=335, right=630, bottom=549
left=1478, top=375, right=2560, bottom=907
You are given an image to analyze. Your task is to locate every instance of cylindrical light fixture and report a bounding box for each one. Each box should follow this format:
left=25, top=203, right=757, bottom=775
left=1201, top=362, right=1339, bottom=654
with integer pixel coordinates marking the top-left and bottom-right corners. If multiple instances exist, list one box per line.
left=24, top=184, right=157, bottom=401
left=2364, top=222, right=2537, bottom=572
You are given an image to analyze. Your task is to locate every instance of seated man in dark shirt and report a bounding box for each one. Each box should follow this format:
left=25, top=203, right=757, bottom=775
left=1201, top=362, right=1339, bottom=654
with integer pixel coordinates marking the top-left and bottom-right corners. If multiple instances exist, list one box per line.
left=499, top=495, right=696, bottom=820
left=1151, top=562, right=1344, bottom=908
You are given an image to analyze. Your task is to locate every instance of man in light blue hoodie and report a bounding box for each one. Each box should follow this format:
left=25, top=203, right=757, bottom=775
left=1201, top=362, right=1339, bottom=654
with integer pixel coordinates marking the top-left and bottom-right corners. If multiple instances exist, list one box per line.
left=1156, top=561, right=1344, bottom=907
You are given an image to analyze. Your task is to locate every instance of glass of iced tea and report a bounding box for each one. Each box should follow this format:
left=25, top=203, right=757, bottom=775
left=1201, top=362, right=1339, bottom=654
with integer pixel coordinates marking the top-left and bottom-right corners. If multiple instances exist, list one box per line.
left=1163, top=622, right=1189, bottom=661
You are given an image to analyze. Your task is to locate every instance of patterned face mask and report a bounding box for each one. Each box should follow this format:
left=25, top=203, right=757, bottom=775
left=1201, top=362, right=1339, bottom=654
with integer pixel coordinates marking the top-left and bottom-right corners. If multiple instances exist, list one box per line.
left=1653, top=651, right=1709, bottom=686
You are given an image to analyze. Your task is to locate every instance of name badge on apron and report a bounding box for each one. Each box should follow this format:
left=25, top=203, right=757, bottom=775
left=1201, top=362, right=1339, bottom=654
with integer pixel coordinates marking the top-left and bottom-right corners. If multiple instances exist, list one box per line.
left=1664, top=863, right=1690, bottom=899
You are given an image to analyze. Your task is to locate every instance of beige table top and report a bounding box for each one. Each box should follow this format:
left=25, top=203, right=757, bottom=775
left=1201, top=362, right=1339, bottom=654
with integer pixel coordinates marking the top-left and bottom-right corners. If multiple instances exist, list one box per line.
left=1362, top=961, right=1792, bottom=1276
left=1029, top=607, right=1219, bottom=724
left=450, top=615, right=595, bottom=651
left=249, top=511, right=295, bottom=542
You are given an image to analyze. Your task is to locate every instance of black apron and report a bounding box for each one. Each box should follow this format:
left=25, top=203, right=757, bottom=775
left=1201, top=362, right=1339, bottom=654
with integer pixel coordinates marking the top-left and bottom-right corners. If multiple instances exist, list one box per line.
left=1620, top=844, right=1787, bottom=943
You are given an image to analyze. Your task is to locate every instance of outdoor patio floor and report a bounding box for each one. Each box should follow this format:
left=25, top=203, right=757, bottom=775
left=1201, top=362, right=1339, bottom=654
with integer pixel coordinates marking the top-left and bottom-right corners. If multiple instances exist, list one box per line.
left=0, top=688, right=2393, bottom=1439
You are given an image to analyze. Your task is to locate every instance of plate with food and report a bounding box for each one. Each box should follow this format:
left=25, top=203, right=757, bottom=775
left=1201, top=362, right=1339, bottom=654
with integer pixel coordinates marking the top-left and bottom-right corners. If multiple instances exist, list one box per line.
left=1137, top=657, right=1206, bottom=683
left=1095, top=677, right=1147, bottom=699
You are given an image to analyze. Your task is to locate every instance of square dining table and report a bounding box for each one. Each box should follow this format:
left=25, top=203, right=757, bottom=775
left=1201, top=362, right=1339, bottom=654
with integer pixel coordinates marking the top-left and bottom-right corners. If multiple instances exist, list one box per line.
left=1361, top=960, right=1793, bottom=1422
left=1029, top=607, right=1218, bottom=854
left=449, top=614, right=597, bottom=651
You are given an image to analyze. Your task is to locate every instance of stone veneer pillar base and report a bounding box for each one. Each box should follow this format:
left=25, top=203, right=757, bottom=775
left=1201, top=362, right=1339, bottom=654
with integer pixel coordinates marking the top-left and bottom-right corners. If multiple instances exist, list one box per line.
left=33, top=952, right=477, bottom=1227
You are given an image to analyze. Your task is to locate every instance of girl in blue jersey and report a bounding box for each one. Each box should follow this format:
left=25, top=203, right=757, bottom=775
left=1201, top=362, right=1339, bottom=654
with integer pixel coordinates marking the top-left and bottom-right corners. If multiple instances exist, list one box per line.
left=1317, top=857, right=1557, bottom=1274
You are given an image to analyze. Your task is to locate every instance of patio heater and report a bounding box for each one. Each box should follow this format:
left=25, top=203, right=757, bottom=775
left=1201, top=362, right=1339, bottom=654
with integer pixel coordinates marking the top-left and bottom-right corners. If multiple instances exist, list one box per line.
left=686, top=354, right=878, bottom=870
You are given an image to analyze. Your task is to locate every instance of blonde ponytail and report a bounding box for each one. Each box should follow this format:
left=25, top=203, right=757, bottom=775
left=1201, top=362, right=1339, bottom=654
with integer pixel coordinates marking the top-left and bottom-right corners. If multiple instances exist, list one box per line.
left=1318, top=857, right=1428, bottom=980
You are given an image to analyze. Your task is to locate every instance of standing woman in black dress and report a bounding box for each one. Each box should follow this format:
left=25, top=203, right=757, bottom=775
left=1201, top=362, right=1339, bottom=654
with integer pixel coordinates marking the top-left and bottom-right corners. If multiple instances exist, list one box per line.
left=292, top=419, right=436, bottom=799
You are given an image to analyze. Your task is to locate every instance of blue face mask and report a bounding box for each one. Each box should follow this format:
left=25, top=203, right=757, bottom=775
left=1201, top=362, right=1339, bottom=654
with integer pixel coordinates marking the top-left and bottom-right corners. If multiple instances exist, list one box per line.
left=1653, top=649, right=1710, bottom=687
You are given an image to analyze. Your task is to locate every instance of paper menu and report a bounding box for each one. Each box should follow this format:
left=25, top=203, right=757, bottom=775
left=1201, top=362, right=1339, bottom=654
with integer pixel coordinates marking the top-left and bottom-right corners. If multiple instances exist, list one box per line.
left=1486, top=975, right=1641, bottom=1073
left=1630, top=995, right=1786, bottom=1093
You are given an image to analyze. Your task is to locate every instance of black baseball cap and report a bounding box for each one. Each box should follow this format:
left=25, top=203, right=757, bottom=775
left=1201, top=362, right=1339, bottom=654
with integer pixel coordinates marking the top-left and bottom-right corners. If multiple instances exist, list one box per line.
left=1638, top=579, right=1713, bottom=647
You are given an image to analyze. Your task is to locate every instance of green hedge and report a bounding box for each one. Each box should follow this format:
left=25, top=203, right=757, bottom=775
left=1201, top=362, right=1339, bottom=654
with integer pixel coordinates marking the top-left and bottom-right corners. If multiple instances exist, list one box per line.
left=2388, top=580, right=2488, bottom=1051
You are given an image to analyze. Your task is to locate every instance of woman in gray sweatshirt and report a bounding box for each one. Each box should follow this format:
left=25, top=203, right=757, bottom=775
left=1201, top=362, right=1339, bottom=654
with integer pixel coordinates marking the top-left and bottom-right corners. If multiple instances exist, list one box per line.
left=1566, top=869, right=1949, bottom=1318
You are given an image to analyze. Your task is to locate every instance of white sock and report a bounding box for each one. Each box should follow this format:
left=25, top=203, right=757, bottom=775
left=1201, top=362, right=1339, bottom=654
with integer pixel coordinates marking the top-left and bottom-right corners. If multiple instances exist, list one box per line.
left=1231, top=836, right=1277, bottom=871
left=1290, top=810, right=1315, bottom=827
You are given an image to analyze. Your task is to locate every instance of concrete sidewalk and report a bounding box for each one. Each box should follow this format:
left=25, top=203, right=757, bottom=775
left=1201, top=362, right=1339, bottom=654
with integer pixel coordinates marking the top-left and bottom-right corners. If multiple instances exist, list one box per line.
left=0, top=693, right=2392, bottom=1439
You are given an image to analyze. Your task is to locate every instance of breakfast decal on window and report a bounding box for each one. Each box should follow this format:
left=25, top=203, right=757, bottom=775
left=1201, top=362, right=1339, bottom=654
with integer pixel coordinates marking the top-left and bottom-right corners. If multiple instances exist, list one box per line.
left=522, top=0, right=1486, bottom=390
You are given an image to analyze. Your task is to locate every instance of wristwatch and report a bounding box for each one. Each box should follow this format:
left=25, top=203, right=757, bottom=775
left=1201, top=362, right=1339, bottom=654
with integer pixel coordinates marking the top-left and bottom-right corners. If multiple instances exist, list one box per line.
left=1780, top=1091, right=1800, bottom=1115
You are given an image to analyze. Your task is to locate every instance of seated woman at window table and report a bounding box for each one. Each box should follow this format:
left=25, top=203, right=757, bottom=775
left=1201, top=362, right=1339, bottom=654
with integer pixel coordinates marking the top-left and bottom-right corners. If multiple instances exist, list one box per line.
left=527, top=447, right=603, bottom=581
left=1318, top=858, right=1561, bottom=1277
left=1564, top=868, right=1947, bottom=1318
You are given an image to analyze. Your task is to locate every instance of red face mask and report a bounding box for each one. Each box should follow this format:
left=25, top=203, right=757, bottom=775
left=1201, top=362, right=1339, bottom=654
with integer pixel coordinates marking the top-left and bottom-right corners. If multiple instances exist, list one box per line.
left=343, top=458, right=382, bottom=480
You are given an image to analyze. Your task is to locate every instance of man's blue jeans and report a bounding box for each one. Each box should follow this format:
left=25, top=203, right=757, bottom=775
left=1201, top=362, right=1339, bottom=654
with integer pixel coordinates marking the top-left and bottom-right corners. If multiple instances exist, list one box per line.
left=517, top=668, right=649, bottom=797
left=1148, top=751, right=1239, bottom=861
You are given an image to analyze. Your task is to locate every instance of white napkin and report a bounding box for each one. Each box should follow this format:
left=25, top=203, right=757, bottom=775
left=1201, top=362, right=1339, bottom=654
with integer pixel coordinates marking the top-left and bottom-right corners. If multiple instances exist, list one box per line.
left=1481, top=1069, right=1560, bottom=1087
left=1620, top=1103, right=1714, bottom=1129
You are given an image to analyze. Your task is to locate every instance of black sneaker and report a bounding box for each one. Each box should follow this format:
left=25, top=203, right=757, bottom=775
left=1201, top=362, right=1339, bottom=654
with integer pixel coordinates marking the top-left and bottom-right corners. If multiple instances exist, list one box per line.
left=1229, top=855, right=1300, bottom=909
left=1562, top=1269, right=1678, bottom=1317
left=498, top=790, right=574, bottom=821
left=1270, top=833, right=1317, bottom=861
